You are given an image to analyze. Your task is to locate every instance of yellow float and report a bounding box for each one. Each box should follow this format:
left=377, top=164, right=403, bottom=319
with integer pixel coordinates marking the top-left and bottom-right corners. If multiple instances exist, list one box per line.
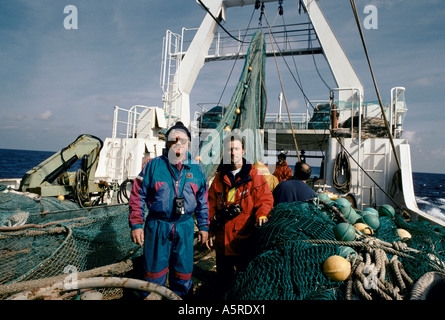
left=397, top=228, right=412, bottom=241
left=323, top=255, right=351, bottom=282
left=354, top=222, right=374, bottom=235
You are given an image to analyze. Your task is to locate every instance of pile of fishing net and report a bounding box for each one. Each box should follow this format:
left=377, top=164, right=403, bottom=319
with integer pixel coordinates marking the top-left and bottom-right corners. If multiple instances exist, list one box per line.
left=333, top=116, right=389, bottom=139
left=225, top=199, right=445, bottom=300
left=0, top=191, right=140, bottom=299
left=0, top=190, right=80, bottom=225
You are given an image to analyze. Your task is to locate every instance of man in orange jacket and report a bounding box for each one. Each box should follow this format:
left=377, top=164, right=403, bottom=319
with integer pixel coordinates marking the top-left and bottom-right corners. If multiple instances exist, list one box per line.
left=206, top=133, right=274, bottom=295
left=273, top=153, right=293, bottom=182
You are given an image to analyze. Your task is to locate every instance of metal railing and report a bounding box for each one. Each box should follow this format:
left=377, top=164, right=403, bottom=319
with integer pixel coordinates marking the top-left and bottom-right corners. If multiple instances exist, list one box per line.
left=264, top=112, right=308, bottom=130
left=112, top=105, right=153, bottom=139
left=179, top=22, right=320, bottom=61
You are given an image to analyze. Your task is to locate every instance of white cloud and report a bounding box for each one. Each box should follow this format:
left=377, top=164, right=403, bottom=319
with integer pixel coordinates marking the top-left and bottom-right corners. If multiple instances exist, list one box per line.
left=414, top=78, right=433, bottom=86
left=403, top=130, right=422, bottom=145
left=35, top=110, right=53, bottom=121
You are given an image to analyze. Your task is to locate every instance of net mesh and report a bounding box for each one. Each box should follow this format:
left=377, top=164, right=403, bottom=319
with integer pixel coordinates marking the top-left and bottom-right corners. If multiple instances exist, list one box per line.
left=198, top=31, right=267, bottom=178
left=0, top=190, right=140, bottom=299
left=0, top=192, right=79, bottom=221
left=225, top=201, right=445, bottom=300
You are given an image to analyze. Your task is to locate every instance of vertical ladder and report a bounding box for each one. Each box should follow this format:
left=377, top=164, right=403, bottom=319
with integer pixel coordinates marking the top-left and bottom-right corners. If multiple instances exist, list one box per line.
left=105, top=139, right=124, bottom=183
left=360, top=141, right=388, bottom=209
left=160, top=30, right=182, bottom=126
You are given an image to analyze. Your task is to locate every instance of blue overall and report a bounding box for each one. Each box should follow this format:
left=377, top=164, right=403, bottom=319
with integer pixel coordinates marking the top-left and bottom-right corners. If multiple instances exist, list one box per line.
left=129, top=154, right=209, bottom=297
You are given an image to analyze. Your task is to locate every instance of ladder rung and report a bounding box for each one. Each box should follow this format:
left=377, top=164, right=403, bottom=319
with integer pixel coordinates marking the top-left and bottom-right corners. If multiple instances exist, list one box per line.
left=363, top=169, right=384, bottom=173
left=364, top=153, right=386, bottom=156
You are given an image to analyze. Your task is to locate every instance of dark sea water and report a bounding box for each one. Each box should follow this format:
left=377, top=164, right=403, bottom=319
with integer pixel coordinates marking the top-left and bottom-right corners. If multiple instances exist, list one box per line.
left=0, top=149, right=56, bottom=179
left=412, top=172, right=445, bottom=221
left=0, top=149, right=81, bottom=181
left=0, top=148, right=444, bottom=220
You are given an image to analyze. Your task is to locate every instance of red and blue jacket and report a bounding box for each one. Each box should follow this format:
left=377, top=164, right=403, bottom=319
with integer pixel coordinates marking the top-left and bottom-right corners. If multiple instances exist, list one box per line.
left=129, top=154, right=209, bottom=232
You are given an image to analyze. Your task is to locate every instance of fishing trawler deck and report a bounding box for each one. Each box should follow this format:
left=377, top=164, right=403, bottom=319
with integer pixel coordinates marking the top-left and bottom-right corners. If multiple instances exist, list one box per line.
left=2, top=0, right=445, bottom=303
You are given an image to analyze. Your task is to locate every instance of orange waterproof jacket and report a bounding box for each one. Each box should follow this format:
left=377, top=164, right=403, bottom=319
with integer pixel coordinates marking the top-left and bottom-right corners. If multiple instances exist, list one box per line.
left=208, top=160, right=274, bottom=256
left=273, top=161, right=293, bottom=182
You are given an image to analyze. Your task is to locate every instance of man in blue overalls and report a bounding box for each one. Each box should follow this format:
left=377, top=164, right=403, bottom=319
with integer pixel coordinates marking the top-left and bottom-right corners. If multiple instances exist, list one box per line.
left=129, top=121, right=209, bottom=298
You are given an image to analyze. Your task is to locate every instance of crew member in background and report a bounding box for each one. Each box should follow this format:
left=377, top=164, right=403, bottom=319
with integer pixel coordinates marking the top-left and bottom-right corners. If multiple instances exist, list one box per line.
left=273, top=153, right=293, bottom=182
left=206, top=133, right=274, bottom=296
left=273, top=161, right=316, bottom=206
left=128, top=121, right=209, bottom=298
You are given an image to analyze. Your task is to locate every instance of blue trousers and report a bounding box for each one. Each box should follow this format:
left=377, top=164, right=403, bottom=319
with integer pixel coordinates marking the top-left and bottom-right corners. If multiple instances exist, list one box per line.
left=142, top=218, right=194, bottom=297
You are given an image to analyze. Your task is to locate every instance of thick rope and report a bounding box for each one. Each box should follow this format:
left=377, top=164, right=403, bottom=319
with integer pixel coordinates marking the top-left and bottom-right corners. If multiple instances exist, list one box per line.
left=304, top=236, right=431, bottom=300
left=0, top=259, right=134, bottom=298
left=7, top=276, right=181, bottom=300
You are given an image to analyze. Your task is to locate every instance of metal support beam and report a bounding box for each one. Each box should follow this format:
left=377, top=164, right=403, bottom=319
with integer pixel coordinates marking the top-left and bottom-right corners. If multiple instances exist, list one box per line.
left=205, top=47, right=323, bottom=62
left=301, top=0, right=363, bottom=101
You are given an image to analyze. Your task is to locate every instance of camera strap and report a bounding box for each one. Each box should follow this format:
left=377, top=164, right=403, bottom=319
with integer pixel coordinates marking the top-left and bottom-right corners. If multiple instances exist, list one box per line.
left=164, top=158, right=188, bottom=198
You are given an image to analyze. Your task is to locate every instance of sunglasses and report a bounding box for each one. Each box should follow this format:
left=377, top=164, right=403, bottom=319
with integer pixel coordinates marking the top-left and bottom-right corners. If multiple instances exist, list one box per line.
left=169, top=137, right=189, bottom=145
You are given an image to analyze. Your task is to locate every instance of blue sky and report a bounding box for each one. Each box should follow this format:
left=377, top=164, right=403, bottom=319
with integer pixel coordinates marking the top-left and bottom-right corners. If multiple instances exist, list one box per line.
left=1, top=0, right=444, bottom=173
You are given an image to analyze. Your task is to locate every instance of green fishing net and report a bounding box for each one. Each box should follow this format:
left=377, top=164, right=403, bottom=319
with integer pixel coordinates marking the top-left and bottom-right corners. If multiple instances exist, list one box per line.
left=225, top=201, right=445, bottom=300
left=0, top=193, right=140, bottom=299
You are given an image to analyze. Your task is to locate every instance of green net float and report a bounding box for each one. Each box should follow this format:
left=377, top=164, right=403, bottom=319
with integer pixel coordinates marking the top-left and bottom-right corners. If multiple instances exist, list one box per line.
left=323, top=255, right=351, bottom=282
left=337, top=246, right=357, bottom=261
left=334, top=198, right=351, bottom=211
left=378, top=204, right=395, bottom=218
left=358, top=212, right=380, bottom=230
left=333, top=223, right=356, bottom=241
left=334, top=198, right=354, bottom=219
left=363, top=207, right=379, bottom=217
left=343, top=207, right=361, bottom=224
left=341, top=205, right=352, bottom=218
left=317, top=193, right=331, bottom=203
